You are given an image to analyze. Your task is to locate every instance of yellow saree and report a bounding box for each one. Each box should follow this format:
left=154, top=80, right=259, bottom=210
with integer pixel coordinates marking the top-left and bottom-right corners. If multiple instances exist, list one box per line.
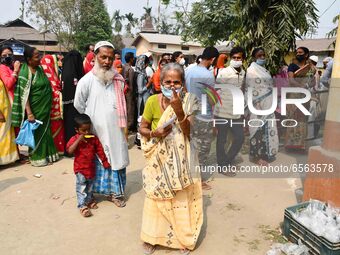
left=0, top=80, right=19, bottom=165
left=141, top=93, right=203, bottom=250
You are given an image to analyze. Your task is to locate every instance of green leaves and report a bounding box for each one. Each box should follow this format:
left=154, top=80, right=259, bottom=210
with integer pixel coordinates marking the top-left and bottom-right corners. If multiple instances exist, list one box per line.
left=75, top=0, right=112, bottom=53
left=181, top=0, right=319, bottom=74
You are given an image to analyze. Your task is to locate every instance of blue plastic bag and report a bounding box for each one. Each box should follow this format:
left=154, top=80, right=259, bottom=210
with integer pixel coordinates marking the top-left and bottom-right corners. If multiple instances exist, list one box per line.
left=15, top=120, right=43, bottom=149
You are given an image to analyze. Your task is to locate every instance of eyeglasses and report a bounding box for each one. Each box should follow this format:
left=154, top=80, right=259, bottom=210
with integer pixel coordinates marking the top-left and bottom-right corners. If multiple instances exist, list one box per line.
left=163, top=80, right=182, bottom=89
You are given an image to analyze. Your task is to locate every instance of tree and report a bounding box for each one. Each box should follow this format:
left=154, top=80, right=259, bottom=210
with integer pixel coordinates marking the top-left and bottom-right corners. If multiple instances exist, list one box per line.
left=75, top=0, right=112, bottom=53
left=26, top=0, right=81, bottom=50
left=157, top=14, right=180, bottom=35
left=111, top=10, right=124, bottom=35
left=124, top=12, right=139, bottom=37
left=180, top=0, right=319, bottom=74
left=112, top=34, right=125, bottom=50
left=327, top=14, right=339, bottom=48
left=140, top=6, right=158, bottom=30
left=161, top=0, right=193, bottom=35
left=20, top=0, right=26, bottom=21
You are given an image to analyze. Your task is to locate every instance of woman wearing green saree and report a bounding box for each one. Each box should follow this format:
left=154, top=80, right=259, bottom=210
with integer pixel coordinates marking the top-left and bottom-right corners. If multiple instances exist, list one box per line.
left=12, top=47, right=59, bottom=167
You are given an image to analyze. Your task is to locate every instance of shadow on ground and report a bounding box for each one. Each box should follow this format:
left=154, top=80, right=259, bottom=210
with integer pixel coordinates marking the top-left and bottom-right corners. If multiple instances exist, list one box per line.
left=0, top=177, right=28, bottom=193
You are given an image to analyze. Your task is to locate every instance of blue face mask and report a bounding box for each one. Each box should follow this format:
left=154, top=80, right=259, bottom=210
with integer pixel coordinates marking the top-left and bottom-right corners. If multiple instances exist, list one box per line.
left=161, top=86, right=182, bottom=99
left=256, top=59, right=266, bottom=66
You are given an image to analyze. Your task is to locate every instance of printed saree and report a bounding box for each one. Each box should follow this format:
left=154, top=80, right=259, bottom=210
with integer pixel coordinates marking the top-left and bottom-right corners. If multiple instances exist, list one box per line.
left=246, top=62, right=279, bottom=162
left=41, top=55, right=65, bottom=154
left=0, top=80, right=19, bottom=165
left=12, top=63, right=59, bottom=166
left=140, top=93, right=203, bottom=250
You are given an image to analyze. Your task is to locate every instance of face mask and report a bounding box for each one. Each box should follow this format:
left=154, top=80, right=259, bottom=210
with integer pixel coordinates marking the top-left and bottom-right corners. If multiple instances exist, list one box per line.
left=1, top=55, right=13, bottom=66
left=149, top=60, right=153, bottom=66
left=230, top=60, right=243, bottom=69
left=296, top=55, right=305, bottom=62
left=161, top=85, right=182, bottom=99
left=256, top=59, right=266, bottom=66
left=179, top=58, right=185, bottom=66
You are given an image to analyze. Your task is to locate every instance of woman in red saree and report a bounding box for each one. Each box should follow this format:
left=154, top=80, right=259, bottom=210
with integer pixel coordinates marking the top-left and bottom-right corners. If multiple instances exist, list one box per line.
left=41, top=55, right=64, bottom=155
left=83, top=52, right=95, bottom=74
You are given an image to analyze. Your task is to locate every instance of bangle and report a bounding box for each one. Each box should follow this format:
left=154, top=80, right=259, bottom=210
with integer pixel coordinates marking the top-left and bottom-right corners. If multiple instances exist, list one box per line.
left=150, top=130, right=154, bottom=138
left=12, top=72, right=17, bottom=77
left=28, top=113, right=34, bottom=118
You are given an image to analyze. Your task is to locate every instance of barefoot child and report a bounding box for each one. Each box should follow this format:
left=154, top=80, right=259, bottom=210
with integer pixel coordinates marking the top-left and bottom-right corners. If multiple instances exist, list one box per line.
left=66, top=114, right=111, bottom=217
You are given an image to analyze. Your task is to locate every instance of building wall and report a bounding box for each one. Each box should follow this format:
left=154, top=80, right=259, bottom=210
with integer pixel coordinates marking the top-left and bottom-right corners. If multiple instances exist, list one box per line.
left=135, top=39, right=152, bottom=56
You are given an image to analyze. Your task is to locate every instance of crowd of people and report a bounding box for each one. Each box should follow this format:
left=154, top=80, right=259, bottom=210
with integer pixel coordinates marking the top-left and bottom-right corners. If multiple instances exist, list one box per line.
left=0, top=39, right=334, bottom=254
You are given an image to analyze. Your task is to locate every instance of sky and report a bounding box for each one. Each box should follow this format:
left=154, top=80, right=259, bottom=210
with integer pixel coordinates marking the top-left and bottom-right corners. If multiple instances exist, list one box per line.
left=0, top=0, right=339, bottom=38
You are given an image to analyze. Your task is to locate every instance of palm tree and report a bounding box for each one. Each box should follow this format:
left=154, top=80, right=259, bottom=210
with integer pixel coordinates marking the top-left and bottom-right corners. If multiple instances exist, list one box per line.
left=327, top=14, right=339, bottom=48
left=125, top=12, right=138, bottom=37
left=111, top=10, right=125, bottom=35
left=140, top=6, right=158, bottom=26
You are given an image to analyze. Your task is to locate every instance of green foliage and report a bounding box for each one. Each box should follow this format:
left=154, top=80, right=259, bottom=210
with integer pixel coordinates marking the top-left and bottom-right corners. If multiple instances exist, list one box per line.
left=124, top=13, right=139, bottom=37
left=181, top=0, right=319, bottom=74
left=327, top=15, right=339, bottom=48
left=75, top=0, right=112, bottom=53
left=26, top=0, right=81, bottom=50
left=182, top=0, right=235, bottom=46
left=111, top=10, right=124, bottom=34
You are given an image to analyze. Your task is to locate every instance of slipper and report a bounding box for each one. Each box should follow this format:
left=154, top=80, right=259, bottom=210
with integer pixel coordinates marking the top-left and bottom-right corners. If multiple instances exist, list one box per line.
left=87, top=200, right=98, bottom=209
left=108, top=196, right=126, bottom=208
left=79, top=207, right=92, bottom=217
left=143, top=243, right=156, bottom=255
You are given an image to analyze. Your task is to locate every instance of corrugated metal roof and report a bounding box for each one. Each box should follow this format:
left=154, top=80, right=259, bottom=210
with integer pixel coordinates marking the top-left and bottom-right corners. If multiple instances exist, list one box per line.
left=132, top=33, right=201, bottom=47
left=296, top=38, right=335, bottom=52
left=32, top=44, right=68, bottom=53
left=0, top=26, right=57, bottom=42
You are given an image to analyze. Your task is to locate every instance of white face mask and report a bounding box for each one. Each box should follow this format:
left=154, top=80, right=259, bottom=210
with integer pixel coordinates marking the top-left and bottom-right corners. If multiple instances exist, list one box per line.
left=230, top=60, right=243, bottom=69
left=179, top=58, right=185, bottom=66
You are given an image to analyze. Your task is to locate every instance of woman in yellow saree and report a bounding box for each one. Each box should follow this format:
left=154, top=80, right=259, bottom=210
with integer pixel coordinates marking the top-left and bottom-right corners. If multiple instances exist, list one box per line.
left=0, top=79, right=19, bottom=165
left=139, top=63, right=202, bottom=255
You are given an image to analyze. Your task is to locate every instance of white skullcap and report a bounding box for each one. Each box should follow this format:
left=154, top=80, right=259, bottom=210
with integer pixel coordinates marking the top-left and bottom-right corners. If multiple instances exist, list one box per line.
left=323, top=57, right=333, bottom=63
left=144, top=52, right=152, bottom=58
left=309, top=55, right=318, bottom=63
left=94, top=41, right=114, bottom=52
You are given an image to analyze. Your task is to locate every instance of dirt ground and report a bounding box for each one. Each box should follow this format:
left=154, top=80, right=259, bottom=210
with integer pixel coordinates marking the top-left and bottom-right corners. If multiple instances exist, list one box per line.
left=0, top=144, right=307, bottom=255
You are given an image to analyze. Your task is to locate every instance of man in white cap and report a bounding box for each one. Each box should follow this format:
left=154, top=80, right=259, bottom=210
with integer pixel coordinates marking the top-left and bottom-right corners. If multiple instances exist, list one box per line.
left=74, top=41, right=129, bottom=207
left=321, top=57, right=333, bottom=88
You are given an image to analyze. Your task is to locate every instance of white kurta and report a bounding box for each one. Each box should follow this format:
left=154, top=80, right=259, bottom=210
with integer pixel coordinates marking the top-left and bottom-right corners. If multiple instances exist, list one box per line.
left=74, top=72, right=129, bottom=170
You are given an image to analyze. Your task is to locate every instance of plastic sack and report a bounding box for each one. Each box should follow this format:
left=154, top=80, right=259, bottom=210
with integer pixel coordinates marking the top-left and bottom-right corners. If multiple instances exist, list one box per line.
left=15, top=120, right=43, bottom=149
left=266, top=241, right=309, bottom=255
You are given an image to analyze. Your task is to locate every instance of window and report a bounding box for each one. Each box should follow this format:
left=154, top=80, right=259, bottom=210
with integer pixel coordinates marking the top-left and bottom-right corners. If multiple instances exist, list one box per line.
left=181, top=46, right=189, bottom=51
left=158, top=44, right=167, bottom=49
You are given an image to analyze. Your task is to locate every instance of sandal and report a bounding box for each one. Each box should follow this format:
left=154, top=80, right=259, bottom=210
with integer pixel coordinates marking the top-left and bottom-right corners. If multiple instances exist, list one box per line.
left=179, top=248, right=190, bottom=255
left=87, top=200, right=98, bottom=209
left=143, top=242, right=156, bottom=255
left=107, top=195, right=126, bottom=208
left=79, top=207, right=92, bottom=217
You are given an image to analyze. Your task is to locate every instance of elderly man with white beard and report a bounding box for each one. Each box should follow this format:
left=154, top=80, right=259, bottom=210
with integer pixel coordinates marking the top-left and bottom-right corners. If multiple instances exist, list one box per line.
left=74, top=41, right=129, bottom=207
